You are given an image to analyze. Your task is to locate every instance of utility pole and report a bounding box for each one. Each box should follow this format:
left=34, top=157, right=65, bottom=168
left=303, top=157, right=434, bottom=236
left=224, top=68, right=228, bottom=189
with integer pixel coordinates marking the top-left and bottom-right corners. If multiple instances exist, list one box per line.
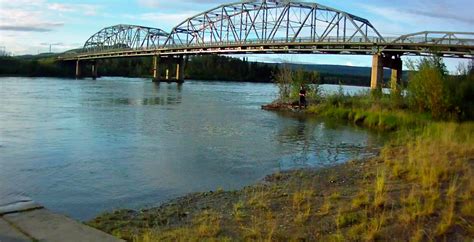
left=40, top=43, right=61, bottom=54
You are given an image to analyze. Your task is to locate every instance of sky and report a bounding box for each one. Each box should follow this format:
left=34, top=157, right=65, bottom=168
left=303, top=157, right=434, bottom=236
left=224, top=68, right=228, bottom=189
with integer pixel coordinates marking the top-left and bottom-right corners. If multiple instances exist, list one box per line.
left=0, top=0, right=473, bottom=71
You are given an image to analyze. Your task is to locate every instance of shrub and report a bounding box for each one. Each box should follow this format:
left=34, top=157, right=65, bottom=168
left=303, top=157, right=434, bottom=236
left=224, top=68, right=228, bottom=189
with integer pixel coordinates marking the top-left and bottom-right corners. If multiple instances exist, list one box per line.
left=273, top=64, right=293, bottom=103
left=406, top=56, right=474, bottom=120
left=443, top=64, right=474, bottom=120
left=406, top=56, right=448, bottom=119
left=273, top=64, right=320, bottom=104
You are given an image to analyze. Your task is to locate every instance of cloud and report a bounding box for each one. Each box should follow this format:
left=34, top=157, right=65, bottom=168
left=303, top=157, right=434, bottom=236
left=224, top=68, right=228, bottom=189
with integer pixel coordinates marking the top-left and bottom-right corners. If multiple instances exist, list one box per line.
left=406, top=9, right=474, bottom=25
left=136, top=0, right=227, bottom=10
left=0, top=8, right=64, bottom=32
left=0, top=1, right=102, bottom=34
left=40, top=42, right=65, bottom=46
left=143, top=12, right=198, bottom=24
left=0, top=23, right=64, bottom=32
left=137, top=0, right=161, bottom=8
left=357, top=1, right=474, bottom=36
left=126, top=11, right=199, bottom=28
left=48, top=3, right=75, bottom=12
left=0, top=0, right=87, bottom=54
left=47, top=3, right=102, bottom=16
left=0, top=0, right=45, bottom=6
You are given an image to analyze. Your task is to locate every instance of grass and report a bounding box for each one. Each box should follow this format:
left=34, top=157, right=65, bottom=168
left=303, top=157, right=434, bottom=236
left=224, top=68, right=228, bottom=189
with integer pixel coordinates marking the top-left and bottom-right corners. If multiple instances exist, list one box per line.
left=307, top=105, right=430, bottom=131
left=461, top=200, right=474, bottom=218
left=336, top=211, right=362, bottom=228
left=351, top=191, right=369, bottom=209
left=195, top=210, right=221, bottom=237
left=292, top=190, right=314, bottom=210
left=365, top=210, right=386, bottom=241
left=436, top=196, right=456, bottom=236
left=373, top=169, right=386, bottom=208
left=318, top=196, right=332, bottom=216
left=89, top=122, right=474, bottom=241
left=292, top=190, right=314, bottom=225
left=232, top=201, right=246, bottom=222
left=304, top=90, right=434, bottom=131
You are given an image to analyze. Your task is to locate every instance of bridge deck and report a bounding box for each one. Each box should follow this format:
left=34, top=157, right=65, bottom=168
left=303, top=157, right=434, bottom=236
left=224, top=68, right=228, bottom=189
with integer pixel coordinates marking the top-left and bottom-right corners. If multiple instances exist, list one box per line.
left=61, top=40, right=474, bottom=61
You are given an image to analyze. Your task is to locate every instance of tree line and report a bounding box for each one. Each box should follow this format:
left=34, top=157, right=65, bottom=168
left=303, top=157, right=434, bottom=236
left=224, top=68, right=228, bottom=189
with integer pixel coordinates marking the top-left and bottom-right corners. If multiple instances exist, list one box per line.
left=1, top=54, right=381, bottom=86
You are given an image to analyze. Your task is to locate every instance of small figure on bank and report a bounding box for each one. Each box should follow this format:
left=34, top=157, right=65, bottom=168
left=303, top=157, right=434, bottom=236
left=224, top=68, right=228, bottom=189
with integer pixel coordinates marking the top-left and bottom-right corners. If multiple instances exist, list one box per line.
left=299, top=84, right=307, bottom=109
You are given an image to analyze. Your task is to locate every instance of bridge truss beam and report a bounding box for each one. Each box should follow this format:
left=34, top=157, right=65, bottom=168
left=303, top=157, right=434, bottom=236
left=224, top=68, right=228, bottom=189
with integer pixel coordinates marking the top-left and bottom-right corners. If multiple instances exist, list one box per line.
left=165, top=0, right=384, bottom=47
left=65, top=1, right=474, bottom=59
left=83, top=24, right=169, bottom=53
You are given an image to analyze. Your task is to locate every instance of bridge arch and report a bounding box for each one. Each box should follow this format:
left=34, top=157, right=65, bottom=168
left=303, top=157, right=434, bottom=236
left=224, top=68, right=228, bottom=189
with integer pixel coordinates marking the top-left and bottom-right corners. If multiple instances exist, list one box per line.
left=83, top=24, right=169, bottom=52
left=164, top=0, right=385, bottom=47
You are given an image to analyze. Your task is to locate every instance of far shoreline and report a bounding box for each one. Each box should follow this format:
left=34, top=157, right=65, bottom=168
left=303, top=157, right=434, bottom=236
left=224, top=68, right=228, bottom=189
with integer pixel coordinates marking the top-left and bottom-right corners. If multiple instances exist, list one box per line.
left=0, top=75, right=378, bottom=88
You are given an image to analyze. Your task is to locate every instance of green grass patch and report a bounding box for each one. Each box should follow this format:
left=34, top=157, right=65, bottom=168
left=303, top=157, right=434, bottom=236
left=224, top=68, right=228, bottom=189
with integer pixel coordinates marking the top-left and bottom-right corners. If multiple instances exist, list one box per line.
left=307, top=104, right=430, bottom=131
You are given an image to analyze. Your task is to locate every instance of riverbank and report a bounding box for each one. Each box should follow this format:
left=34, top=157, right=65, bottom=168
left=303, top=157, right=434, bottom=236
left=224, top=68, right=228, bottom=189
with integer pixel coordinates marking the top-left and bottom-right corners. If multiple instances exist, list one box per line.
left=262, top=102, right=431, bottom=131
left=88, top=122, right=473, bottom=241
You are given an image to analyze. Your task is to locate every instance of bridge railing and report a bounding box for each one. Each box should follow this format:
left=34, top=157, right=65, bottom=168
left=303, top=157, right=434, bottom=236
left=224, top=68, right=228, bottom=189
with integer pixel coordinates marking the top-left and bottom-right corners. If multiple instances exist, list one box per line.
left=77, top=35, right=386, bottom=54
left=390, top=37, right=474, bottom=46
left=159, top=35, right=474, bottom=50
left=164, top=36, right=387, bottom=48
left=389, top=32, right=474, bottom=46
left=61, top=34, right=474, bottom=58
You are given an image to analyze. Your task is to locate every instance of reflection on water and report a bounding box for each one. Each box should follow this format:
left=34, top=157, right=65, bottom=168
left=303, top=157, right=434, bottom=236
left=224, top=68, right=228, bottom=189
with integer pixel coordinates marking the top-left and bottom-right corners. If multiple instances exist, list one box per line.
left=109, top=97, right=182, bottom=106
left=109, top=83, right=183, bottom=106
left=274, top=112, right=381, bottom=170
left=0, top=77, right=388, bottom=221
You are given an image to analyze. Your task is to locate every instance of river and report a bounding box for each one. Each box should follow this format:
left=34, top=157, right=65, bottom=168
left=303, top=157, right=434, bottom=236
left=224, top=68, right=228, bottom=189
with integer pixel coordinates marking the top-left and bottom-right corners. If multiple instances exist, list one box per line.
left=0, top=77, right=387, bottom=221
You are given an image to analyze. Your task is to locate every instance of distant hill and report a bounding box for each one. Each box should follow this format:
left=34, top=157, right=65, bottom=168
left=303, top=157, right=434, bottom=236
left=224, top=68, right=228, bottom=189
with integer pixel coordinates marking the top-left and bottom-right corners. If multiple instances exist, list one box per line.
left=262, top=62, right=409, bottom=86
left=270, top=63, right=408, bottom=80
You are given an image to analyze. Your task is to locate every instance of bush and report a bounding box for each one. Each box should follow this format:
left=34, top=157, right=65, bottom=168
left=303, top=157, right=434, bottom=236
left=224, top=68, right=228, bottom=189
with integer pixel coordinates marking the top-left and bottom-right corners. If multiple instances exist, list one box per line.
left=273, top=64, right=293, bottom=103
left=273, top=64, right=320, bottom=104
left=405, top=56, right=473, bottom=120
left=406, top=56, right=448, bottom=119
left=443, top=64, right=474, bottom=120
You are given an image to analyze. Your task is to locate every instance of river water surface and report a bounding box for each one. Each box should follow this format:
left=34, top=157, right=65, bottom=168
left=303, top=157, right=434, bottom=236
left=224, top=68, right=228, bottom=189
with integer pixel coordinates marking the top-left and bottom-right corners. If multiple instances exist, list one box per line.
left=0, top=77, right=387, bottom=220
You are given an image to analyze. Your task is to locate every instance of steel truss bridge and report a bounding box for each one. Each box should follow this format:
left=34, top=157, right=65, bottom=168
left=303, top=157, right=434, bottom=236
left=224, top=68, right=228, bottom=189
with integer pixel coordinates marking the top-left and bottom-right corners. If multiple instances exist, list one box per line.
left=60, top=0, right=474, bottom=87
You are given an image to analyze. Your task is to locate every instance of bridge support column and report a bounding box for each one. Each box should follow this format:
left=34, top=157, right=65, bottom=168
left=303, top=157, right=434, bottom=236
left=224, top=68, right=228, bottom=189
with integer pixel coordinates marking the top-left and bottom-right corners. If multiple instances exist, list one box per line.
left=75, top=60, right=81, bottom=79
left=371, top=54, right=383, bottom=90
left=390, top=58, right=403, bottom=91
left=151, top=56, right=184, bottom=83
left=152, top=56, right=161, bottom=82
left=91, top=62, right=98, bottom=80
left=175, top=56, right=185, bottom=83
left=371, top=54, right=403, bottom=90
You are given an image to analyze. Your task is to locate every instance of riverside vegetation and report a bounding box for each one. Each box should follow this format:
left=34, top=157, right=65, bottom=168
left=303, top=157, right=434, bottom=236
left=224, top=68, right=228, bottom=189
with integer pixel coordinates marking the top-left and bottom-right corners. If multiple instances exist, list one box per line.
left=1, top=54, right=383, bottom=86
left=88, top=57, right=473, bottom=241
left=272, top=57, right=474, bottom=130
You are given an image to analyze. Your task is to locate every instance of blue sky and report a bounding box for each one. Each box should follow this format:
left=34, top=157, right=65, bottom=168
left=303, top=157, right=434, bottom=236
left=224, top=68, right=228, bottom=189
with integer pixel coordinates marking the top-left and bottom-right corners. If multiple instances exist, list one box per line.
left=0, top=0, right=472, bottom=71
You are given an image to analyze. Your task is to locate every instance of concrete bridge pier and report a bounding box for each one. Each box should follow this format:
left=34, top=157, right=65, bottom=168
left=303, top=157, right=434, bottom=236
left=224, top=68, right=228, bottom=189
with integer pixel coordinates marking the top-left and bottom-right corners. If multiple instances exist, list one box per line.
left=175, top=56, right=185, bottom=83
left=152, top=56, right=161, bottom=82
left=370, top=53, right=402, bottom=90
left=371, top=54, right=383, bottom=90
left=75, top=60, right=81, bottom=79
left=91, top=61, right=98, bottom=80
left=153, top=56, right=185, bottom=83
left=389, top=57, right=403, bottom=91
